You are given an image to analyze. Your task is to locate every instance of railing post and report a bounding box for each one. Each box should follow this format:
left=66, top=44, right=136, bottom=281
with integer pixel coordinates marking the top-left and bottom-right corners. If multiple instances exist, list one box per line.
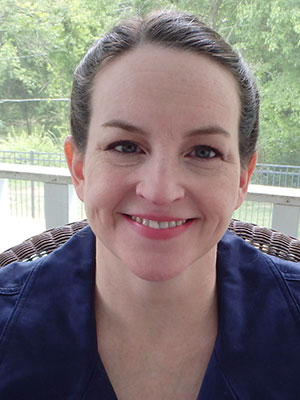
left=272, top=204, right=300, bottom=238
left=30, top=150, right=35, bottom=218
left=0, top=179, right=9, bottom=219
left=44, top=183, right=78, bottom=229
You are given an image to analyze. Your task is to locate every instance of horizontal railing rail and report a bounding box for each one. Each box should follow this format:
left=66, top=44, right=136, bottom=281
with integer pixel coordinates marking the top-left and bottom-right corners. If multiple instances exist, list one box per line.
left=1, top=163, right=300, bottom=238
left=0, top=163, right=71, bottom=184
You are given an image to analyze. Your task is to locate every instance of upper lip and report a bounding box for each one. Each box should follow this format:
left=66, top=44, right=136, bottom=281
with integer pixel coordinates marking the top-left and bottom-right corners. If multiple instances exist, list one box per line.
left=124, top=214, right=191, bottom=222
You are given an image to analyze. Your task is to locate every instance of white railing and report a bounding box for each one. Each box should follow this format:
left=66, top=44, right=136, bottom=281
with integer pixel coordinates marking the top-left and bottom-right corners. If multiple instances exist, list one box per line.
left=1, top=163, right=300, bottom=238
left=0, top=163, right=76, bottom=230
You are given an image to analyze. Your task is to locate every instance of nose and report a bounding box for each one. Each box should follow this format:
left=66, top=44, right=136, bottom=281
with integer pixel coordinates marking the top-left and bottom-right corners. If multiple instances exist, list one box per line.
left=136, top=158, right=185, bottom=205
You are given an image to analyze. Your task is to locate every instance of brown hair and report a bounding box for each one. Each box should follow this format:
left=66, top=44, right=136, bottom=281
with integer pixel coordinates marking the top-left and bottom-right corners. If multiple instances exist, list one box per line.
left=71, top=10, right=259, bottom=166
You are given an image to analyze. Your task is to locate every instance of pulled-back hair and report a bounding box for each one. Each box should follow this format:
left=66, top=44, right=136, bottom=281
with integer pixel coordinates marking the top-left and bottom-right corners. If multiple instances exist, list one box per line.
left=71, top=10, right=259, bottom=166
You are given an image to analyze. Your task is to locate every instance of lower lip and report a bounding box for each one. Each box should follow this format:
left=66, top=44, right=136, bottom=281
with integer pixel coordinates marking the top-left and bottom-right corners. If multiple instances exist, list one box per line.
left=124, top=215, right=195, bottom=240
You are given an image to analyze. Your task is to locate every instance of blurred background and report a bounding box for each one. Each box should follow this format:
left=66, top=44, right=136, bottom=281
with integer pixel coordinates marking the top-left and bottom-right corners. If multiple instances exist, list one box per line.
left=1, top=0, right=300, bottom=250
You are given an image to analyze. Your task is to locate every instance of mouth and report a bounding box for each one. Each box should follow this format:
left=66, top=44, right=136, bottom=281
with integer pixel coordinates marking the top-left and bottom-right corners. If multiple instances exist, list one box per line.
left=128, top=215, right=190, bottom=230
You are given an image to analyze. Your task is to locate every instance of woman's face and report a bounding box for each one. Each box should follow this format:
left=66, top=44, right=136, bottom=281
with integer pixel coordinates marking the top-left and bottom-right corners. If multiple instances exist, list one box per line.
left=66, top=45, right=255, bottom=282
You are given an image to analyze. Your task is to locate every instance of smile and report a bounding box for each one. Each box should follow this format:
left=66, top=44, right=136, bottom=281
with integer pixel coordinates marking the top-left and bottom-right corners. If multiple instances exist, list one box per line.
left=130, top=215, right=187, bottom=229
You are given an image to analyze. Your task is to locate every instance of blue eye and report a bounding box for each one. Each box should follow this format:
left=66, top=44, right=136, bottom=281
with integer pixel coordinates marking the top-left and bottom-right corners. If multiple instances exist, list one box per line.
left=189, top=146, right=219, bottom=159
left=108, top=141, right=141, bottom=154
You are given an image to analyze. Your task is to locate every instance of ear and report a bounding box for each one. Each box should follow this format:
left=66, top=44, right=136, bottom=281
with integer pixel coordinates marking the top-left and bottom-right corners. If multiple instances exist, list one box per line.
left=64, top=136, right=85, bottom=202
left=235, top=152, right=258, bottom=210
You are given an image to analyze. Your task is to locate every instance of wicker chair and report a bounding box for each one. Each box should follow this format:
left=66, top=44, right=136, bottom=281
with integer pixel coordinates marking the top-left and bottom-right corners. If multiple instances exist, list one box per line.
left=0, top=219, right=300, bottom=268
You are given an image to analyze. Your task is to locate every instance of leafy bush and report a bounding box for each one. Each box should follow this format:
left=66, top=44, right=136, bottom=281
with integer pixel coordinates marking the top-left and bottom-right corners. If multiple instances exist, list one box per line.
left=0, top=126, right=63, bottom=153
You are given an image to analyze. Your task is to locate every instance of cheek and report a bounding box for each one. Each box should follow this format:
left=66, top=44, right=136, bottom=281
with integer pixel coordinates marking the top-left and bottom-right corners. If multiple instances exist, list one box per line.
left=197, top=171, right=241, bottom=212
left=83, top=164, right=132, bottom=214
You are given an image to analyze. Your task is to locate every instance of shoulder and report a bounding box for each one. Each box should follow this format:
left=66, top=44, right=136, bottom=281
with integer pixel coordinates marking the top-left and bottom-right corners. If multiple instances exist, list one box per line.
left=0, top=258, right=40, bottom=342
left=218, top=230, right=300, bottom=321
left=0, top=226, right=97, bottom=397
left=0, top=258, right=36, bottom=290
left=0, top=225, right=95, bottom=341
left=0, top=224, right=95, bottom=285
left=265, top=253, right=300, bottom=318
left=216, top=231, right=300, bottom=395
left=218, top=229, right=300, bottom=273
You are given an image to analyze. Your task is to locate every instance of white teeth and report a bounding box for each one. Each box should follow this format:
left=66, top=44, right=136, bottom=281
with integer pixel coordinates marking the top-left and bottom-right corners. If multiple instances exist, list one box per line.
left=159, top=221, right=169, bottom=229
left=149, top=220, right=160, bottom=229
left=130, top=216, right=187, bottom=229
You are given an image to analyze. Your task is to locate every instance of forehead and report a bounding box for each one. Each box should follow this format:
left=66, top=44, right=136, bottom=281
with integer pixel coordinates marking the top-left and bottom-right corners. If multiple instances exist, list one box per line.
left=91, top=45, right=240, bottom=135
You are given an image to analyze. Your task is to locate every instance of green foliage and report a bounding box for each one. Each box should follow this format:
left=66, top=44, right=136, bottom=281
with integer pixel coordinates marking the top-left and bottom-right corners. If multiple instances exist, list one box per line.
left=0, top=126, right=63, bottom=153
left=227, top=0, right=300, bottom=164
left=0, top=0, right=299, bottom=165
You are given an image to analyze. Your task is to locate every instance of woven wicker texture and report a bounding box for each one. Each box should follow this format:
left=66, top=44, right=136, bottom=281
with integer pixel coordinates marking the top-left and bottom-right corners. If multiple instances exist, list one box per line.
left=0, top=220, right=88, bottom=267
left=0, top=219, right=299, bottom=268
left=228, top=219, right=300, bottom=262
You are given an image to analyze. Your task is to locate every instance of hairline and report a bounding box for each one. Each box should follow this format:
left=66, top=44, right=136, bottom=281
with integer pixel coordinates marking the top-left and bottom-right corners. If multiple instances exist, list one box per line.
left=86, top=43, right=248, bottom=166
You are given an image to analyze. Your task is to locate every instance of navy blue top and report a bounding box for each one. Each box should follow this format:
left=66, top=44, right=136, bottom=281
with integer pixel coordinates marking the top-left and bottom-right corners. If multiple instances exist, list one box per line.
left=0, top=226, right=300, bottom=399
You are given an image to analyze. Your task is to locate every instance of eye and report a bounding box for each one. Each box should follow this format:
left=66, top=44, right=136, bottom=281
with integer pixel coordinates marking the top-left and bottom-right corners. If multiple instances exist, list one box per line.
left=188, top=145, right=220, bottom=159
left=107, top=140, right=143, bottom=154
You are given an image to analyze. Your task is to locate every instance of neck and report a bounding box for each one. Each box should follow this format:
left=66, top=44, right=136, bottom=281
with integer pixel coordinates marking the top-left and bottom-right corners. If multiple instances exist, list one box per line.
left=94, top=240, right=218, bottom=342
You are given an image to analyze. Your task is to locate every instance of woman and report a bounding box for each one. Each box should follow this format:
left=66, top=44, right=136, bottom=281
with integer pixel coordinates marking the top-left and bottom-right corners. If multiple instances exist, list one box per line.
left=1, top=10, right=300, bottom=400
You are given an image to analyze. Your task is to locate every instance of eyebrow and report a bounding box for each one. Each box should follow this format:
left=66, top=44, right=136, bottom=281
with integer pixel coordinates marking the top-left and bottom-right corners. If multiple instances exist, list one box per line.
left=186, top=126, right=231, bottom=137
left=101, top=119, right=231, bottom=137
left=101, top=120, right=150, bottom=136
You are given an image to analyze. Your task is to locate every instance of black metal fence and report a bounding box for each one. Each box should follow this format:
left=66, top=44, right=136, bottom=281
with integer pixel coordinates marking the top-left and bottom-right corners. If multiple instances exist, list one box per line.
left=0, top=150, right=66, bottom=219
left=251, top=164, right=300, bottom=188
left=0, top=150, right=67, bottom=167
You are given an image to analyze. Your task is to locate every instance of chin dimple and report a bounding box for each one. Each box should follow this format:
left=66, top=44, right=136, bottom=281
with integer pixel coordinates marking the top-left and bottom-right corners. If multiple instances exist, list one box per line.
left=130, top=215, right=187, bottom=229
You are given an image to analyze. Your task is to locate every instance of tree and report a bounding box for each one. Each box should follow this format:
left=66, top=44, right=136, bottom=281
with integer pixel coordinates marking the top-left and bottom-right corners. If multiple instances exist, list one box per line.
left=227, top=0, right=300, bottom=164
left=0, top=0, right=299, bottom=165
left=0, top=0, right=115, bottom=139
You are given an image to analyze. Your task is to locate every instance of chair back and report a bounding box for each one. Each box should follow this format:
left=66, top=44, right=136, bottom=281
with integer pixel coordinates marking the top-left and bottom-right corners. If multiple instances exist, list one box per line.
left=0, top=219, right=299, bottom=268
